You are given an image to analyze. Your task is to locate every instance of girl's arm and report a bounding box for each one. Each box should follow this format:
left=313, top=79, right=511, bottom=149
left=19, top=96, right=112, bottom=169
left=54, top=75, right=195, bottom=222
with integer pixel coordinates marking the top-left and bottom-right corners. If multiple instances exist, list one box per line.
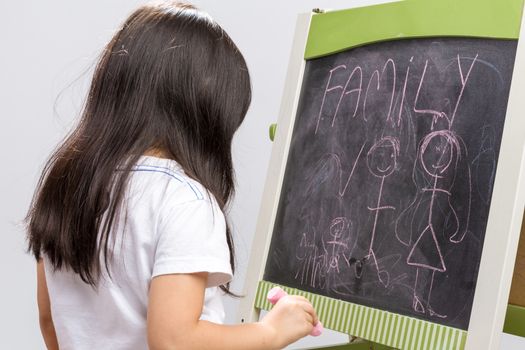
left=36, top=260, right=59, bottom=350
left=147, top=272, right=318, bottom=350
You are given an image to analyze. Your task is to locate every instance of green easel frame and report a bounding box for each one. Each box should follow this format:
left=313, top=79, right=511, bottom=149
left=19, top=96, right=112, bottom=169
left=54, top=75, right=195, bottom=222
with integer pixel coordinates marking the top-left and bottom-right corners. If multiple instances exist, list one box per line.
left=305, top=0, right=523, bottom=60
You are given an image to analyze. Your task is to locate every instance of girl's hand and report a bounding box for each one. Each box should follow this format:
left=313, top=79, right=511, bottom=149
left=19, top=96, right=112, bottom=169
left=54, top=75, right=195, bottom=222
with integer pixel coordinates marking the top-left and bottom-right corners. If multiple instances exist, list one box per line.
left=149, top=273, right=316, bottom=350
left=259, top=295, right=319, bottom=349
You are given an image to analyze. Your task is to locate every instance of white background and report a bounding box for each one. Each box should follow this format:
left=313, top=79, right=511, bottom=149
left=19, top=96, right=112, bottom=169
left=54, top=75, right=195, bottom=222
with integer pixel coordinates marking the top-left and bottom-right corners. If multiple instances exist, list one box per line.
left=0, top=0, right=523, bottom=348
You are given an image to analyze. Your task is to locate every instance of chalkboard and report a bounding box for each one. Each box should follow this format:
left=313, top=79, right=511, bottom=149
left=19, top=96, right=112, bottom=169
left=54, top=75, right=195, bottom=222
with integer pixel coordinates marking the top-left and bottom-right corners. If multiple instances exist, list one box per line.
left=263, top=37, right=518, bottom=330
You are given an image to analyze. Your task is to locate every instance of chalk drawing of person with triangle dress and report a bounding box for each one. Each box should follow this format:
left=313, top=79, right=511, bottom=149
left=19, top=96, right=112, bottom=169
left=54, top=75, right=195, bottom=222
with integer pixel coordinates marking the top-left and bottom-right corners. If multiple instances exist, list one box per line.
left=398, top=129, right=471, bottom=318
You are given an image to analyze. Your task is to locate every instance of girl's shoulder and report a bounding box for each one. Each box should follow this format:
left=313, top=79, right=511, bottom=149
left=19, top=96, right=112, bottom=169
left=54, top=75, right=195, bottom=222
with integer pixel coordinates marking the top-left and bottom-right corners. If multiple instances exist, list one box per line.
left=130, top=155, right=208, bottom=204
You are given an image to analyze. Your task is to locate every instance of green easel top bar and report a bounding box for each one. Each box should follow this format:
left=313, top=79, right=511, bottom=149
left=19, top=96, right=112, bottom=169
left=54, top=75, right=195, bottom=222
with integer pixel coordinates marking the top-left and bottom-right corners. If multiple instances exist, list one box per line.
left=305, top=0, right=525, bottom=60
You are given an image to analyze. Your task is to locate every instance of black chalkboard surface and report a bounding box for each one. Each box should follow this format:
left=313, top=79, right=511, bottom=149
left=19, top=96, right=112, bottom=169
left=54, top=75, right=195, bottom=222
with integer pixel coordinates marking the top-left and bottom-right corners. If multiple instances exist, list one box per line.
left=263, top=37, right=517, bottom=330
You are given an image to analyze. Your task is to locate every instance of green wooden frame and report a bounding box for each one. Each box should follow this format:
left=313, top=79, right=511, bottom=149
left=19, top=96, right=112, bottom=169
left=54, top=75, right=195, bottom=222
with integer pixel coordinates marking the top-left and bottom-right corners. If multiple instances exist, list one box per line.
left=305, top=0, right=524, bottom=59
left=256, top=281, right=467, bottom=350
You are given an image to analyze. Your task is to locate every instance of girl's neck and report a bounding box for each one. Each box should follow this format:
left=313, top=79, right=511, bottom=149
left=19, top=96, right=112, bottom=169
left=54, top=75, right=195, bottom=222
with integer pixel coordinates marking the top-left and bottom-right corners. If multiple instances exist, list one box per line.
left=142, top=148, right=170, bottom=159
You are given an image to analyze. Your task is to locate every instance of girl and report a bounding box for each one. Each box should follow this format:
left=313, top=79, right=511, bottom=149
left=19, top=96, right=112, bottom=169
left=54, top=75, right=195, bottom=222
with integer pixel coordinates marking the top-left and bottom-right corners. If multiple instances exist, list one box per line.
left=26, top=1, right=318, bottom=349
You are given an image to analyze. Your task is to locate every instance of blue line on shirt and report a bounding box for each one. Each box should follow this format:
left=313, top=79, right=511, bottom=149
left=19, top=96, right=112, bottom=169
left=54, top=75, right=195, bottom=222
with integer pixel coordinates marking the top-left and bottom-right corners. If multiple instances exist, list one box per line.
left=133, top=164, right=204, bottom=199
left=130, top=167, right=203, bottom=200
left=132, top=165, right=184, bottom=182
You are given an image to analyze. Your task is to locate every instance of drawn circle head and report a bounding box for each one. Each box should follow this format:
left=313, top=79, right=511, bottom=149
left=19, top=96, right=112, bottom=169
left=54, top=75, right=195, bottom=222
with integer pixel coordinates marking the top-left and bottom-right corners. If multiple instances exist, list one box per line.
left=420, top=130, right=461, bottom=177
left=329, top=217, right=349, bottom=239
left=366, top=137, right=400, bottom=177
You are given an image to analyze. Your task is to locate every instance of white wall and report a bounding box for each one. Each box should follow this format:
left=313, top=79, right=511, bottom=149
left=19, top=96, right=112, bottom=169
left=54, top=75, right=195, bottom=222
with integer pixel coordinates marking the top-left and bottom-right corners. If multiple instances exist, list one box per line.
left=0, top=1, right=522, bottom=349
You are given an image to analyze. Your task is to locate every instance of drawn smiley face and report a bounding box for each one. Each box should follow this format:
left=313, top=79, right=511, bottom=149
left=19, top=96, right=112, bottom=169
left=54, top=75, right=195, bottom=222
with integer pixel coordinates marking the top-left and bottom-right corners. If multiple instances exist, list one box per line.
left=366, top=136, right=400, bottom=177
left=420, top=131, right=459, bottom=177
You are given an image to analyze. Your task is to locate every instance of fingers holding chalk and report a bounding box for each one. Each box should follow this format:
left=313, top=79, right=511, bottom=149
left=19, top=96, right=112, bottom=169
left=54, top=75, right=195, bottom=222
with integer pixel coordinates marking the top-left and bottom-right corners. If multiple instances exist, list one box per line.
left=267, top=286, right=288, bottom=304
left=267, top=286, right=324, bottom=337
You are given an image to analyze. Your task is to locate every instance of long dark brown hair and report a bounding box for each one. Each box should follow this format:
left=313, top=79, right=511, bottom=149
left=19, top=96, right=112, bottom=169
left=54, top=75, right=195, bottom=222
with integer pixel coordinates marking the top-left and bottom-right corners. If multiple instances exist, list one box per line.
left=25, top=1, right=251, bottom=295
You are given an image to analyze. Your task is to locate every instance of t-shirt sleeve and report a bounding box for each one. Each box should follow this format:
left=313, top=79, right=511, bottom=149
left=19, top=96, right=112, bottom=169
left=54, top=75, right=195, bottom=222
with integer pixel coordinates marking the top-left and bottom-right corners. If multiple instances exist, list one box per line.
left=152, top=191, right=232, bottom=288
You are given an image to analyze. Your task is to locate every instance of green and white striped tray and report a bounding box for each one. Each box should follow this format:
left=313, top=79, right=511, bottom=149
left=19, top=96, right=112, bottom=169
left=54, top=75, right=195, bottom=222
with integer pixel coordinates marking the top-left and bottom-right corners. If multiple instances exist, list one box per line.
left=255, top=280, right=467, bottom=350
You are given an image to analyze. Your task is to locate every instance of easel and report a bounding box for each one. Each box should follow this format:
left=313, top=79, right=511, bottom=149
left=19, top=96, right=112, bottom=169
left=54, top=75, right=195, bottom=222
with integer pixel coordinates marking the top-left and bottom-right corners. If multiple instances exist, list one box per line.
left=239, top=1, right=525, bottom=349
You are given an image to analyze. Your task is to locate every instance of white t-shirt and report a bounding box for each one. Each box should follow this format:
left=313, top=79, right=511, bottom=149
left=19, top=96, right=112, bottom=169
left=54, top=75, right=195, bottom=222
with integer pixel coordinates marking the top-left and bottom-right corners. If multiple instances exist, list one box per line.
left=44, top=155, right=233, bottom=350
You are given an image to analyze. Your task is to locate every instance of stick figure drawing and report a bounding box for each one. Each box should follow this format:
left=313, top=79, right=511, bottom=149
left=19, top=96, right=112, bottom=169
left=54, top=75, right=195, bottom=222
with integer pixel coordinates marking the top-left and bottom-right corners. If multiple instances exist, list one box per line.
left=357, top=136, right=400, bottom=287
left=396, top=129, right=471, bottom=318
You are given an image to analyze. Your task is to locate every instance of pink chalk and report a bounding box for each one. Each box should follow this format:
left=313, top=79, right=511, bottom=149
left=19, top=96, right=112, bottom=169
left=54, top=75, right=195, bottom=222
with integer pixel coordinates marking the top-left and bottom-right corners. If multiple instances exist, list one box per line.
left=267, top=286, right=288, bottom=304
left=267, top=287, right=324, bottom=337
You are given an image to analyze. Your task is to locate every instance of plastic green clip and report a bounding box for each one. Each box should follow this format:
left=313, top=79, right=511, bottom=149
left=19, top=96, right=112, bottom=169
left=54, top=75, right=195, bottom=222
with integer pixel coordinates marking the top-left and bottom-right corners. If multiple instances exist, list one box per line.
left=269, top=123, right=277, bottom=142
